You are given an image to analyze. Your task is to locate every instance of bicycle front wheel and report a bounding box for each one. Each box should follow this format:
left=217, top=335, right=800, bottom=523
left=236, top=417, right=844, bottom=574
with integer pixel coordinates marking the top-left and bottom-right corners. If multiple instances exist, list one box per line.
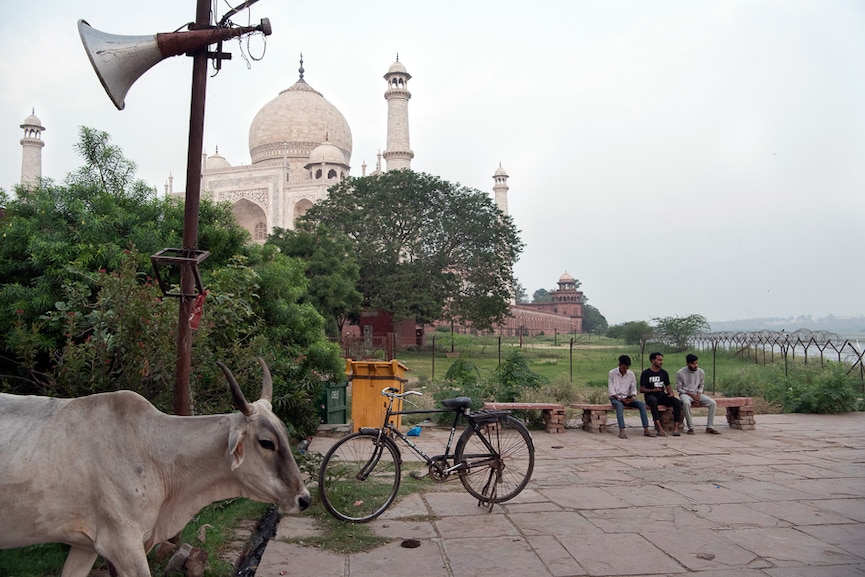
left=318, top=431, right=401, bottom=523
left=455, top=415, right=534, bottom=503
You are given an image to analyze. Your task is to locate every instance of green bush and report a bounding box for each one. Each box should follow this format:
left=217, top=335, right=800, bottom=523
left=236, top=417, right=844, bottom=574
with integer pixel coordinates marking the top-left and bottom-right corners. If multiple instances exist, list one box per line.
left=767, top=364, right=860, bottom=414
left=490, top=349, right=547, bottom=402
left=444, top=357, right=481, bottom=387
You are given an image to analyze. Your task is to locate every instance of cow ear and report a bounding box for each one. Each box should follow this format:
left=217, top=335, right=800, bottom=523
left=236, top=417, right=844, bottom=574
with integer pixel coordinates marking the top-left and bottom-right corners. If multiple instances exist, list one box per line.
left=228, top=428, right=246, bottom=471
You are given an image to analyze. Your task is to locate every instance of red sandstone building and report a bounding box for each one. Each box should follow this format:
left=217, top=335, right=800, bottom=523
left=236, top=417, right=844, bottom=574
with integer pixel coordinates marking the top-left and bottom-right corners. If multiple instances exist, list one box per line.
left=495, top=271, right=583, bottom=337
left=343, top=271, right=585, bottom=355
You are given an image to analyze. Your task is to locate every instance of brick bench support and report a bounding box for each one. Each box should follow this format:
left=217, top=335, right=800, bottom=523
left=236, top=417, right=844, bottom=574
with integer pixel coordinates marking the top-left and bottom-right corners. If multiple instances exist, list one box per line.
left=570, top=397, right=755, bottom=433
left=482, top=402, right=567, bottom=434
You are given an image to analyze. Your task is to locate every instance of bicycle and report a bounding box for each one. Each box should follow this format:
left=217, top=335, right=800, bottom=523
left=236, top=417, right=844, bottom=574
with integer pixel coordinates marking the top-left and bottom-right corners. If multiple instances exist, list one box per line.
left=317, top=386, right=535, bottom=523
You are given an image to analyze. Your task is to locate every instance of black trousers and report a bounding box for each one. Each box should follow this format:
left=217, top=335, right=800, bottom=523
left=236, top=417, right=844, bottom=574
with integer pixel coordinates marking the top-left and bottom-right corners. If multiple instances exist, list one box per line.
left=644, top=392, right=682, bottom=423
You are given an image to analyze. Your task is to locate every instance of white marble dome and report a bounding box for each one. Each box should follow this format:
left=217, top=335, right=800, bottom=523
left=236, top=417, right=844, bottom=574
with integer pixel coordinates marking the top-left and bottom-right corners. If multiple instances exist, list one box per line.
left=308, top=141, right=347, bottom=166
left=22, top=112, right=43, bottom=128
left=205, top=151, right=231, bottom=170
left=248, top=77, right=352, bottom=166
left=387, top=60, right=407, bottom=75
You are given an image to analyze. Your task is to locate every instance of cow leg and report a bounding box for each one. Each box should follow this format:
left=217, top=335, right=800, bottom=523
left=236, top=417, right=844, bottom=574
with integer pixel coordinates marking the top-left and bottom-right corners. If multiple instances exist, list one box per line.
left=96, top=542, right=152, bottom=577
left=60, top=546, right=98, bottom=577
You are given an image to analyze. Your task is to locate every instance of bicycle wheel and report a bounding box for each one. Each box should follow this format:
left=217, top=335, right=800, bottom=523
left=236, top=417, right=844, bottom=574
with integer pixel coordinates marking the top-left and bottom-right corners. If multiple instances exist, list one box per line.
left=454, top=415, right=534, bottom=503
left=318, top=431, right=401, bottom=523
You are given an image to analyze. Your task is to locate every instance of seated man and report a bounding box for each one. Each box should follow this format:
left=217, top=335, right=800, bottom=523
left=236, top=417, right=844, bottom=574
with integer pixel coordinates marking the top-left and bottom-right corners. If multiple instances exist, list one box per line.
left=640, top=352, right=683, bottom=436
left=676, top=353, right=721, bottom=435
left=608, top=355, right=655, bottom=439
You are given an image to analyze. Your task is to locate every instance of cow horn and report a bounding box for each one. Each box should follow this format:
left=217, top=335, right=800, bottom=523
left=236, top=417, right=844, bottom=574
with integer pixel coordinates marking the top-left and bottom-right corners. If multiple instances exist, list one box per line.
left=217, top=361, right=252, bottom=416
left=257, top=357, right=273, bottom=403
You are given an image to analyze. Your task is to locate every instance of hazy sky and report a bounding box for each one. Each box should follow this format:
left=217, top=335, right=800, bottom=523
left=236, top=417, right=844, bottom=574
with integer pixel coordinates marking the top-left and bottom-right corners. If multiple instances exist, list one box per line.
left=1, top=0, right=863, bottom=325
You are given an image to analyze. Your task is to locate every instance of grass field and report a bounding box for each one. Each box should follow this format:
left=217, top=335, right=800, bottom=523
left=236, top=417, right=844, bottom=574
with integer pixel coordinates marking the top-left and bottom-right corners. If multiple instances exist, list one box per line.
left=350, top=332, right=864, bottom=423
left=396, top=334, right=781, bottom=397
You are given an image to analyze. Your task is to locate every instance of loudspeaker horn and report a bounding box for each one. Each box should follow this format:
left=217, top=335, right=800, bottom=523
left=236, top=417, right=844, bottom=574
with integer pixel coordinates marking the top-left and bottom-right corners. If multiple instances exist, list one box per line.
left=78, top=18, right=272, bottom=110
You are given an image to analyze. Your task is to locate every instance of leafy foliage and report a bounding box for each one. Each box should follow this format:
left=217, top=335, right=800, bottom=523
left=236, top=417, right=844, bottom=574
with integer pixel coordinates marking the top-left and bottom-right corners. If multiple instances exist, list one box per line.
left=431, top=358, right=488, bottom=424
left=444, top=357, right=482, bottom=387
left=301, top=170, right=523, bottom=329
left=582, top=304, right=609, bottom=335
left=490, top=349, right=548, bottom=402
left=766, top=364, right=860, bottom=414
left=267, top=223, right=362, bottom=338
left=532, top=288, right=551, bottom=303
left=512, top=280, right=528, bottom=304
left=0, top=127, right=342, bottom=436
left=607, top=321, right=654, bottom=346
left=652, top=314, right=710, bottom=351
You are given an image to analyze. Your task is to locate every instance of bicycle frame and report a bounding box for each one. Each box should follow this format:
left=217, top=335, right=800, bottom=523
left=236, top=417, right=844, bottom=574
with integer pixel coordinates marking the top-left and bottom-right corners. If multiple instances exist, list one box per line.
left=364, top=388, right=504, bottom=479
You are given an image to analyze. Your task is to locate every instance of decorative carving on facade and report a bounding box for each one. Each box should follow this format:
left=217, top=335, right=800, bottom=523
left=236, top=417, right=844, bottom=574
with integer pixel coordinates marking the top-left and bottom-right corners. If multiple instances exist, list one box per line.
left=220, top=188, right=269, bottom=209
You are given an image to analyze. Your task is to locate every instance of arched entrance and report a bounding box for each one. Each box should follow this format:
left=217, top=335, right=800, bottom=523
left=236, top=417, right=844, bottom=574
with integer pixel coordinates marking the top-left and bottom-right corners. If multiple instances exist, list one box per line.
left=232, top=198, right=267, bottom=242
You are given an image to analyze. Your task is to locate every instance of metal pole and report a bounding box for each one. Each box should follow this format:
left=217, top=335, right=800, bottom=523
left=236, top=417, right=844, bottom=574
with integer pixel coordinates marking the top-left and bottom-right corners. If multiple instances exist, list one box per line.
left=431, top=335, right=435, bottom=380
left=174, top=0, right=210, bottom=416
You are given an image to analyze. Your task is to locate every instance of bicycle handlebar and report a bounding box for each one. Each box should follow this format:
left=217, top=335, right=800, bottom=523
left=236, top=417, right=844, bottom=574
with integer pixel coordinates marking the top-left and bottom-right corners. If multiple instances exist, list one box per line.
left=381, top=386, right=423, bottom=399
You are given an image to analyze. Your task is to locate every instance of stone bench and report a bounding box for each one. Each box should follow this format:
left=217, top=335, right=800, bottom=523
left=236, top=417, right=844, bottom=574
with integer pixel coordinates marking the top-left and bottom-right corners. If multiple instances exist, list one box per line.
left=482, top=402, right=567, bottom=434
left=570, top=397, right=756, bottom=433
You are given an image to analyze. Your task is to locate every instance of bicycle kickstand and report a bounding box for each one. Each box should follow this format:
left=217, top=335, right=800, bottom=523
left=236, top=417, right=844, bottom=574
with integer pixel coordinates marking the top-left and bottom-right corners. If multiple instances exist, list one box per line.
left=476, top=477, right=498, bottom=512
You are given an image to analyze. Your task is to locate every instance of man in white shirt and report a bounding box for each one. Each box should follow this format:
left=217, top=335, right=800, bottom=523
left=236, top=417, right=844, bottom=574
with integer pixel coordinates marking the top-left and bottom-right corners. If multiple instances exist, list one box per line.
left=675, top=353, right=720, bottom=435
left=608, top=355, right=655, bottom=439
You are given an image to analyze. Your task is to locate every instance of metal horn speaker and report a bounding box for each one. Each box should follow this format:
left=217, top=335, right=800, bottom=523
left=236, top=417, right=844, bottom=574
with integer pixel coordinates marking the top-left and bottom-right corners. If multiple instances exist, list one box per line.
left=78, top=18, right=271, bottom=110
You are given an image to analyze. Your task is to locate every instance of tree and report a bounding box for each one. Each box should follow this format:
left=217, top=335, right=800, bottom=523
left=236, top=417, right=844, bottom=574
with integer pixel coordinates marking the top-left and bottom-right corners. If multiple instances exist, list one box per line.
left=608, top=320, right=654, bottom=346
left=582, top=304, right=609, bottom=335
left=512, top=280, right=528, bottom=304
left=532, top=288, right=551, bottom=303
left=653, top=314, right=710, bottom=351
left=0, top=128, right=250, bottom=338
left=267, top=223, right=362, bottom=338
left=67, top=126, right=154, bottom=201
left=0, top=128, right=343, bottom=435
left=302, top=170, right=523, bottom=330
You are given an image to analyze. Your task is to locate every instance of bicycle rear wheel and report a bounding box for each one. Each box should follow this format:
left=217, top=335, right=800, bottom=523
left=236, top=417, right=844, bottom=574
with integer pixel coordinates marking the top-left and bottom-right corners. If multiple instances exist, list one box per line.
left=318, top=431, right=401, bottom=523
left=454, top=415, right=534, bottom=503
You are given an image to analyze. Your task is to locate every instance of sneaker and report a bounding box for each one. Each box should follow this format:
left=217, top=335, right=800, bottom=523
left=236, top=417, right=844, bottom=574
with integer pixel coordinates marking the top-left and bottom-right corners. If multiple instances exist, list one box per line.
left=686, top=429, right=695, bottom=435
left=706, top=427, right=721, bottom=435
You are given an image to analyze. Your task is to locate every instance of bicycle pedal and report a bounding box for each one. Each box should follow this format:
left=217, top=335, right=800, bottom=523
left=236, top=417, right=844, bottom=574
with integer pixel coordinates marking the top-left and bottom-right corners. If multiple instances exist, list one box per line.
left=409, top=471, right=427, bottom=480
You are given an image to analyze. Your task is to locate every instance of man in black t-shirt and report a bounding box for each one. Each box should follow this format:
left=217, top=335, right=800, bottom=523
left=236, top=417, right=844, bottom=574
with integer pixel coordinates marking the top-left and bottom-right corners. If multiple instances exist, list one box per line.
left=640, top=352, right=683, bottom=437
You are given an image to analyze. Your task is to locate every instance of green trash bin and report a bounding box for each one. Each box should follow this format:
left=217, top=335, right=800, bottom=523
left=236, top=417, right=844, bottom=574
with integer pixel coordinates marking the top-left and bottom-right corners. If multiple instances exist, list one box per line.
left=318, top=382, right=348, bottom=424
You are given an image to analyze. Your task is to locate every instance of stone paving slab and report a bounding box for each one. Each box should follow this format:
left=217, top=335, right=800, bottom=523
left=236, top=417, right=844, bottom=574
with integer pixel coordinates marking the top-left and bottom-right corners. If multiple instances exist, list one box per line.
left=642, top=527, right=760, bottom=571
left=261, top=412, right=865, bottom=576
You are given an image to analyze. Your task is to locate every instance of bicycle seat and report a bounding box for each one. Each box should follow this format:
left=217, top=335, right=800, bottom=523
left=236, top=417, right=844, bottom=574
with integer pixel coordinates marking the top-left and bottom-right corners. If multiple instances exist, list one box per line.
left=440, top=396, right=472, bottom=410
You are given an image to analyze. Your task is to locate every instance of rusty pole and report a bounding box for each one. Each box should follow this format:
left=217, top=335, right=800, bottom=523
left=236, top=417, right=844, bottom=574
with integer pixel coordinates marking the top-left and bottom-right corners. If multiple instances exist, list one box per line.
left=174, top=0, right=211, bottom=416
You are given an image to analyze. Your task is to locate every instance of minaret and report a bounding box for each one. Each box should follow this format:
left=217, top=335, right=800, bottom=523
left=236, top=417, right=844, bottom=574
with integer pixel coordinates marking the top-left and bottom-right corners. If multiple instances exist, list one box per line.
left=493, top=163, right=509, bottom=215
left=382, top=55, right=413, bottom=171
left=20, top=109, right=45, bottom=187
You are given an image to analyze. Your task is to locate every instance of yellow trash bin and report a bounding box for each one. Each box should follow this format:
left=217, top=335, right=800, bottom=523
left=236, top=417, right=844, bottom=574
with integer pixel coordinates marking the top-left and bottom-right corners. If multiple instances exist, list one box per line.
left=346, top=359, right=409, bottom=432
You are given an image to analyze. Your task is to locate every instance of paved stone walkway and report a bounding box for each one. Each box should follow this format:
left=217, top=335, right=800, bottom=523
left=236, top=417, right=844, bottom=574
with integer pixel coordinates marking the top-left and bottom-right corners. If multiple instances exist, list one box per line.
left=258, top=412, right=865, bottom=577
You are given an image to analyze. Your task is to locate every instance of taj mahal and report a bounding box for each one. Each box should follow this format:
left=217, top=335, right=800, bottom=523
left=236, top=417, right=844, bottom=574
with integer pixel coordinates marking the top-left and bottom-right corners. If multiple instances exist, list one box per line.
left=17, top=55, right=583, bottom=339
left=161, top=56, right=513, bottom=243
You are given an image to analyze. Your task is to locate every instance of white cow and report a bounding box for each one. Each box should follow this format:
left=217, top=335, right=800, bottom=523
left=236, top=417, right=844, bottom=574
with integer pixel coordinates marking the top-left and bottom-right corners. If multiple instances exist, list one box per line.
left=0, top=358, right=310, bottom=577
